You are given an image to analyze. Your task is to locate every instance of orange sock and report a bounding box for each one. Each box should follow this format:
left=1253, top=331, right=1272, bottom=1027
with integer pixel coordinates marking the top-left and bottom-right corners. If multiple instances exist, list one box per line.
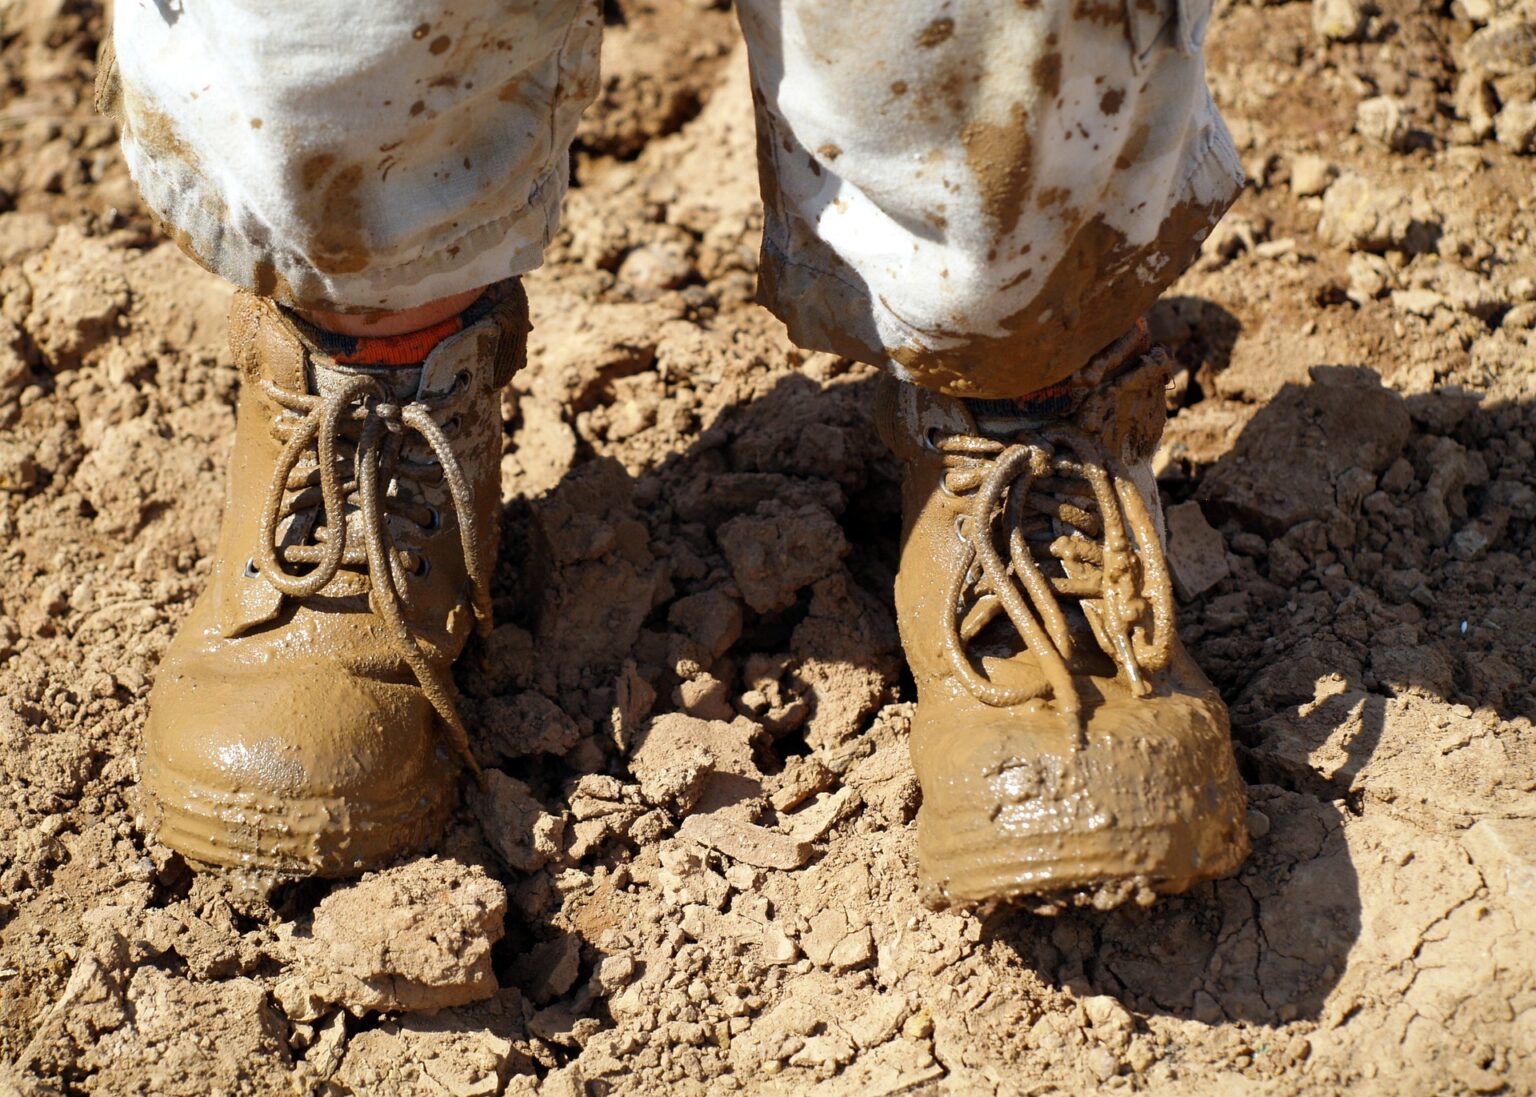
left=324, top=314, right=467, bottom=366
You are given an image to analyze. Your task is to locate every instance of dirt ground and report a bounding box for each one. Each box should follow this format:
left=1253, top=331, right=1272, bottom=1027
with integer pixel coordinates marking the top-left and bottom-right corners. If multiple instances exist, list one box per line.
left=1, top=0, right=1534, bottom=1093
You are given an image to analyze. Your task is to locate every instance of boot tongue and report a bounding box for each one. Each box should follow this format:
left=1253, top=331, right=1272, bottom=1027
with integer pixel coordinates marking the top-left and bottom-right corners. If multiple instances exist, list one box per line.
left=307, top=357, right=423, bottom=403
left=964, top=383, right=1074, bottom=437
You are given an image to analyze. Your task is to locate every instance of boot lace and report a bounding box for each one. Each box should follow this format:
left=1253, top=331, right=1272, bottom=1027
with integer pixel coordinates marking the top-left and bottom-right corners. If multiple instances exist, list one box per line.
left=253, top=371, right=488, bottom=773
left=932, top=420, right=1176, bottom=725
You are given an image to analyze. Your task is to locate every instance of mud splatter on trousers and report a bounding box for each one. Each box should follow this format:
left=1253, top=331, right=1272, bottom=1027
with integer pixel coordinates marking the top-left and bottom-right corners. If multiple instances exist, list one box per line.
left=103, top=0, right=1241, bottom=397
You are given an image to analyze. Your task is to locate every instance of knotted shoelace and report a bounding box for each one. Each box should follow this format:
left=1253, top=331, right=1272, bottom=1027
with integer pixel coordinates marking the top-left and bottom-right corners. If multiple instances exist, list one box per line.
left=253, top=371, right=489, bottom=773
left=933, top=421, right=1175, bottom=725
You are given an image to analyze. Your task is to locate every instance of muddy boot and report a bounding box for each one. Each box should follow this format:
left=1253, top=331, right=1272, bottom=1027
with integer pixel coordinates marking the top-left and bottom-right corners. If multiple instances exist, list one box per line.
left=138, top=281, right=528, bottom=876
left=878, top=324, right=1250, bottom=912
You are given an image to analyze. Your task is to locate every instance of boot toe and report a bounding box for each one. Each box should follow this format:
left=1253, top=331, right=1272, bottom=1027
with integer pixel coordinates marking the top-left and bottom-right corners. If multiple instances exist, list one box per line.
left=140, top=647, right=456, bottom=876
left=913, top=684, right=1249, bottom=909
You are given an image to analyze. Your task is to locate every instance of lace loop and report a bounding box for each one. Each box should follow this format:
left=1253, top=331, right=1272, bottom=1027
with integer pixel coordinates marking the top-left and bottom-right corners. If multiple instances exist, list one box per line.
left=253, top=373, right=487, bottom=774
left=935, top=421, right=1175, bottom=723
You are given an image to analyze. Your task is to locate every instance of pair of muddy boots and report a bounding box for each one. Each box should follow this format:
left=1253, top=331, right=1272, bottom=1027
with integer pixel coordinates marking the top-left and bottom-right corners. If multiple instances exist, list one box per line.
left=140, top=286, right=1248, bottom=905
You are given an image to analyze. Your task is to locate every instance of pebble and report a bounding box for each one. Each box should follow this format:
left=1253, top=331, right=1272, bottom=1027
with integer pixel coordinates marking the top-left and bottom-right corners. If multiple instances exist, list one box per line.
left=1165, top=501, right=1232, bottom=600
left=1494, top=100, right=1536, bottom=154
left=1314, top=0, right=1370, bottom=41
left=679, top=812, right=811, bottom=871
left=0, top=441, right=38, bottom=493
left=1356, top=96, right=1413, bottom=152
left=1289, top=154, right=1337, bottom=197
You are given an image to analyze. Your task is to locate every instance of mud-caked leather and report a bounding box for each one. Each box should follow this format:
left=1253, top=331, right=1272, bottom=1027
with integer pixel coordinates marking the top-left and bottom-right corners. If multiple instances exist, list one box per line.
left=877, top=333, right=1249, bottom=911
left=138, top=281, right=527, bottom=876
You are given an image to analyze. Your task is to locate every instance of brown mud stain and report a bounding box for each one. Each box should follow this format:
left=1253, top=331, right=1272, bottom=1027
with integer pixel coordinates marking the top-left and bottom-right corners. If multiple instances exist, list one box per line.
left=886, top=198, right=1229, bottom=396
left=430, top=35, right=452, bottom=55
left=1074, top=0, right=1125, bottom=24
left=1033, top=51, right=1062, bottom=100
left=916, top=18, right=955, bottom=48
left=300, top=153, right=337, bottom=191
left=308, top=163, right=370, bottom=276
left=961, top=102, right=1032, bottom=239
left=1100, top=87, right=1126, bottom=115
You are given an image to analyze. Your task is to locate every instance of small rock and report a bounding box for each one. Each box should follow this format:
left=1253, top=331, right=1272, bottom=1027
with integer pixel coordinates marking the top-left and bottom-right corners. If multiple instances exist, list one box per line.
left=0, top=440, right=38, bottom=492
left=1356, top=96, right=1412, bottom=152
left=470, top=770, right=566, bottom=873
left=1319, top=174, right=1434, bottom=253
left=593, top=954, right=638, bottom=994
left=1502, top=302, right=1536, bottom=330
left=1313, top=0, right=1369, bottom=41
left=1165, top=500, right=1231, bottom=600
left=1455, top=71, right=1499, bottom=140
left=335, top=1005, right=520, bottom=1097
left=1459, top=15, right=1536, bottom=76
left=1289, top=154, right=1337, bottom=197
left=520, top=934, right=582, bottom=1005
left=1495, top=100, right=1536, bottom=154
left=629, top=712, right=763, bottom=815
left=679, top=812, right=812, bottom=870
left=1391, top=288, right=1446, bottom=318
left=668, top=589, right=744, bottom=662
left=762, top=923, right=800, bottom=965
left=0, top=316, right=29, bottom=396
left=768, top=755, right=835, bottom=812
left=717, top=501, right=849, bottom=613
left=1450, top=525, right=1490, bottom=561
left=802, top=909, right=876, bottom=971
left=0, top=211, right=57, bottom=265
left=286, top=858, right=507, bottom=1017
left=846, top=993, right=913, bottom=1050
left=617, top=236, right=693, bottom=294
left=1346, top=251, right=1394, bottom=303
left=675, top=673, right=736, bottom=721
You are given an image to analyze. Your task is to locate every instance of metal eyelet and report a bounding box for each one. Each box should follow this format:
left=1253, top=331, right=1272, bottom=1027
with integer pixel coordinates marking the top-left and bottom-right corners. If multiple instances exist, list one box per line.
left=921, top=426, right=943, bottom=453
left=243, top=559, right=260, bottom=578
left=409, top=554, right=430, bottom=578
left=423, top=506, right=441, bottom=532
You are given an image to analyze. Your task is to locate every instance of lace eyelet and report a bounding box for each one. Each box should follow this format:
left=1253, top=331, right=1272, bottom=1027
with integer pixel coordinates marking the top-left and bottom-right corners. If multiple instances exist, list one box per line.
left=454, top=370, right=471, bottom=393
left=243, top=558, right=260, bottom=578
left=423, top=506, right=441, bottom=532
left=444, top=415, right=462, bottom=434
left=408, top=554, right=431, bottom=578
left=921, top=427, right=943, bottom=453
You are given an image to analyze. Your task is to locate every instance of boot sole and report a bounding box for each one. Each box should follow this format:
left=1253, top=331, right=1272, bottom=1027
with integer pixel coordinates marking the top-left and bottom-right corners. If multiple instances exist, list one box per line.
left=136, top=752, right=456, bottom=878
left=916, top=795, right=1251, bottom=913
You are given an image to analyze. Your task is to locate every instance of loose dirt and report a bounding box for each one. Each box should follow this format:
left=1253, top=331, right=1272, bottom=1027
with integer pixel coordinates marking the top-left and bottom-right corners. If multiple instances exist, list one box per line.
left=1, top=0, right=1534, bottom=1093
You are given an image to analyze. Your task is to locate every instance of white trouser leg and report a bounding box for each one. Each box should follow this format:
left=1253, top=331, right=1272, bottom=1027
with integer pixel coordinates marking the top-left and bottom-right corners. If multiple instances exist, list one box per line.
left=104, top=0, right=600, bottom=312
left=735, top=0, right=1243, bottom=397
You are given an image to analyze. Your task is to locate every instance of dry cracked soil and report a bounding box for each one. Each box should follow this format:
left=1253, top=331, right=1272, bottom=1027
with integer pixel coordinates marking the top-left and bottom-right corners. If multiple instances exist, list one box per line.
left=0, top=0, right=1534, bottom=1094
